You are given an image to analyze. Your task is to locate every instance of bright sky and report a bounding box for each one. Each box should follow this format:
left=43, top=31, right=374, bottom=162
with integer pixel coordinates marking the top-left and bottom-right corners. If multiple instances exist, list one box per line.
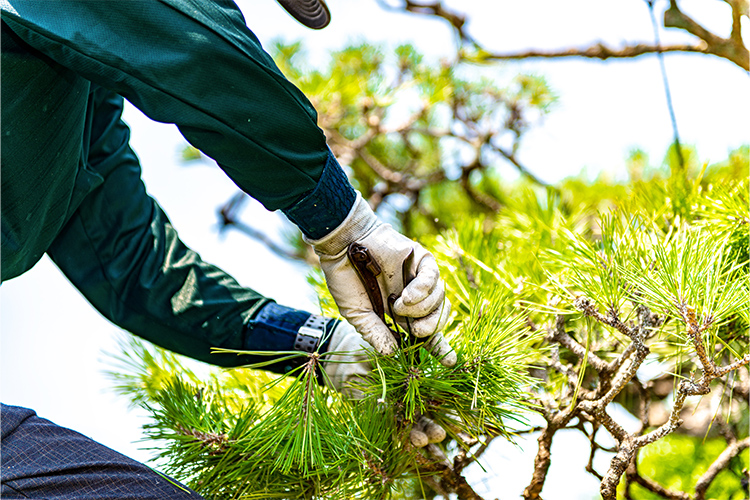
left=1, top=1, right=748, bottom=498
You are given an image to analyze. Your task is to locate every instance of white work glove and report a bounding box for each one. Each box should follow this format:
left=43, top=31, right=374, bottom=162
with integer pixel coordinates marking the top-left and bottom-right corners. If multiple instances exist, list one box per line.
left=323, top=320, right=446, bottom=447
left=323, top=319, right=371, bottom=399
left=306, top=193, right=456, bottom=367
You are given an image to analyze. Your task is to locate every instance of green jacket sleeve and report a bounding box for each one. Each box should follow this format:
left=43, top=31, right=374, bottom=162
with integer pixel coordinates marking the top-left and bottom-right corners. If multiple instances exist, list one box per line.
left=1, top=0, right=354, bottom=238
left=46, top=87, right=280, bottom=367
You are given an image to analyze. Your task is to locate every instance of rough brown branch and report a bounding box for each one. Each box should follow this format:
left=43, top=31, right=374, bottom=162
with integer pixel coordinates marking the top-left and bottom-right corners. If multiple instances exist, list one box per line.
left=175, top=424, right=228, bottom=455
left=664, top=1, right=749, bottom=70
left=415, top=448, right=485, bottom=500
left=626, top=463, right=691, bottom=500
left=681, top=304, right=716, bottom=376
left=523, top=419, right=567, bottom=500
left=480, top=43, right=709, bottom=62
left=385, top=0, right=748, bottom=70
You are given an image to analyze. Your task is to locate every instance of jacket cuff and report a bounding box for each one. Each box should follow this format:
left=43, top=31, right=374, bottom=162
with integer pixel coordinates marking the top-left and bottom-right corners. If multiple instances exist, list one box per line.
left=243, top=302, right=334, bottom=378
left=302, top=192, right=380, bottom=256
left=282, top=151, right=356, bottom=239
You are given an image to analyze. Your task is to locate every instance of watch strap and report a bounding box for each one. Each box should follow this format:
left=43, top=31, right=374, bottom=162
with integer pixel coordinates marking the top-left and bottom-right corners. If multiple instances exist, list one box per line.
left=294, top=313, right=327, bottom=353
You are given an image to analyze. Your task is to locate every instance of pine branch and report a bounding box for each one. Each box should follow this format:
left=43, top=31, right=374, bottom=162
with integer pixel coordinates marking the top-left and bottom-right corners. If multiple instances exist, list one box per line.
left=522, top=413, right=576, bottom=500
left=174, top=424, right=228, bottom=455
left=626, top=463, right=692, bottom=500
left=694, top=436, right=750, bottom=500
left=548, top=315, right=609, bottom=374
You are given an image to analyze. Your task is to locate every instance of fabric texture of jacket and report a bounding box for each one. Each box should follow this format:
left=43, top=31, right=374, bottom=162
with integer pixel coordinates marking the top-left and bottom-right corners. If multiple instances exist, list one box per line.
left=1, top=0, right=355, bottom=371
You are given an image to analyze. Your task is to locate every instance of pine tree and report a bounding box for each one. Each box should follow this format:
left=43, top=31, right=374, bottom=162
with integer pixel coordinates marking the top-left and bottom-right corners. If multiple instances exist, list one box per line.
left=115, top=39, right=749, bottom=499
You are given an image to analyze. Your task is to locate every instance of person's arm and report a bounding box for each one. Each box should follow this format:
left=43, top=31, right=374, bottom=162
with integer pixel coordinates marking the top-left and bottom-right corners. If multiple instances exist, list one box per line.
left=5, top=0, right=454, bottom=365
left=1, top=0, right=354, bottom=239
left=47, top=88, right=330, bottom=371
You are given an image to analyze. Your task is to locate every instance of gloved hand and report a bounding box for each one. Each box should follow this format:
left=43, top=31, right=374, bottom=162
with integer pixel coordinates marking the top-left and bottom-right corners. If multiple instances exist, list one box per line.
left=323, top=320, right=446, bottom=447
left=306, top=193, right=456, bottom=367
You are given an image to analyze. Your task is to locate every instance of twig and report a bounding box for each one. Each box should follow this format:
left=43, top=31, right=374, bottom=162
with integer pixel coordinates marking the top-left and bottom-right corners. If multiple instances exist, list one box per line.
left=574, top=297, right=636, bottom=339
left=584, top=422, right=604, bottom=481
left=460, top=161, right=503, bottom=212
left=549, top=317, right=609, bottom=374
left=480, top=43, right=709, bottom=62
left=487, top=143, right=556, bottom=191
left=217, top=194, right=304, bottom=262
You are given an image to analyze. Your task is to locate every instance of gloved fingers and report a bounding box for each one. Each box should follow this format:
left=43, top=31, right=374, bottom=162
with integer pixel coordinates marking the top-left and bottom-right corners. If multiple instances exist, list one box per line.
left=324, top=362, right=370, bottom=398
left=423, top=331, right=457, bottom=367
left=409, top=428, right=429, bottom=448
left=409, top=415, right=446, bottom=447
left=338, top=372, right=369, bottom=400
left=324, top=320, right=368, bottom=356
left=393, top=279, right=445, bottom=319
left=322, top=320, right=373, bottom=397
left=397, top=254, right=440, bottom=308
left=408, top=297, right=451, bottom=338
left=347, top=311, right=399, bottom=357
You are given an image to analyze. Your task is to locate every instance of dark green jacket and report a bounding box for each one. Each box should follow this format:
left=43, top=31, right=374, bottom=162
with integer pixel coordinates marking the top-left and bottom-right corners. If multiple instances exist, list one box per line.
left=1, top=0, right=354, bottom=367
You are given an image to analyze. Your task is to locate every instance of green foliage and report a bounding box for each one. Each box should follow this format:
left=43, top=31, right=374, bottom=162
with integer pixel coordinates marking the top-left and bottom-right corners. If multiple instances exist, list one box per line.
left=267, top=41, right=556, bottom=237
left=112, top=338, right=416, bottom=499
left=126, top=138, right=750, bottom=498
left=112, top=271, right=542, bottom=499
left=356, top=288, right=543, bottom=442
left=165, top=33, right=750, bottom=498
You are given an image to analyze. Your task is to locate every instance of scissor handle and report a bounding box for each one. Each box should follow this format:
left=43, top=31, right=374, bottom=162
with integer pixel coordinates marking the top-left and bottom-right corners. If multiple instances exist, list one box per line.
left=347, top=243, right=417, bottom=347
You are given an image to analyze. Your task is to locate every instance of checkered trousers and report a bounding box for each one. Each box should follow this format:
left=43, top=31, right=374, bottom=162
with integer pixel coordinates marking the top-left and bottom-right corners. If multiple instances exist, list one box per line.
left=1, top=404, right=203, bottom=499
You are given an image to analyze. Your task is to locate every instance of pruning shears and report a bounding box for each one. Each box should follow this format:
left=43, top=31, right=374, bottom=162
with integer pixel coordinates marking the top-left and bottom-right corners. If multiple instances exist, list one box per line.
left=346, top=242, right=421, bottom=350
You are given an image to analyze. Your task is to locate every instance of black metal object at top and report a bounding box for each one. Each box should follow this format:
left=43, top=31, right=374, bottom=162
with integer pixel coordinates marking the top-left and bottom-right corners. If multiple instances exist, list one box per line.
left=347, top=242, right=386, bottom=324
left=347, top=242, right=420, bottom=350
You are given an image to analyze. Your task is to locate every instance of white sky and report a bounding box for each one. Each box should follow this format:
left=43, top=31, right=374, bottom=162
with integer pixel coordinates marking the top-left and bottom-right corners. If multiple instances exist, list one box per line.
left=1, top=1, right=748, bottom=498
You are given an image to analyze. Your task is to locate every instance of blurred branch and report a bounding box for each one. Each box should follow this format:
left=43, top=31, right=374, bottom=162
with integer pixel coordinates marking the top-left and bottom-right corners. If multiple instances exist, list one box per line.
left=624, top=434, right=750, bottom=500
left=414, top=447, right=486, bottom=500
left=584, top=423, right=605, bottom=481
left=460, top=161, right=503, bottom=212
left=479, top=43, right=709, bottom=62
left=488, top=142, right=556, bottom=191
left=383, top=0, right=749, bottom=70
left=376, top=0, right=475, bottom=44
left=694, top=436, right=750, bottom=500
left=626, top=465, right=692, bottom=500
left=664, top=0, right=749, bottom=70
left=217, top=193, right=306, bottom=262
